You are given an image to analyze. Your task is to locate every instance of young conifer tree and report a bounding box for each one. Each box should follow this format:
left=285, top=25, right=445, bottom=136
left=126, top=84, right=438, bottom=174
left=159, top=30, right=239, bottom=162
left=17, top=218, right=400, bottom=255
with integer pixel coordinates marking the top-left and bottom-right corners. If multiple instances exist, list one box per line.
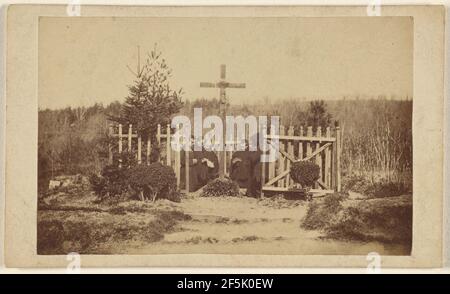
left=112, top=45, right=183, bottom=142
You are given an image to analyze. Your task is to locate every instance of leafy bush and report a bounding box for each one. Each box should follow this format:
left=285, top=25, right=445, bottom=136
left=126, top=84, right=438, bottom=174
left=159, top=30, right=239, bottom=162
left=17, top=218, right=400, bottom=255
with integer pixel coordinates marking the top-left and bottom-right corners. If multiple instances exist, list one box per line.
left=89, top=164, right=129, bottom=199
left=89, top=151, right=143, bottom=200
left=90, top=158, right=179, bottom=202
left=127, top=162, right=177, bottom=201
left=302, top=193, right=346, bottom=230
left=89, top=173, right=107, bottom=196
left=290, top=161, right=320, bottom=188
left=115, top=151, right=138, bottom=169
left=201, top=178, right=240, bottom=197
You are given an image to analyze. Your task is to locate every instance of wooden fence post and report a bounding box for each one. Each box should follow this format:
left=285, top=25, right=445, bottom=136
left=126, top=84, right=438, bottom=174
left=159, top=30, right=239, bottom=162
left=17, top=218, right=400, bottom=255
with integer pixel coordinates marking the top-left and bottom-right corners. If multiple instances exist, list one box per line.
left=306, top=126, right=313, bottom=157
left=118, top=124, right=123, bottom=154
left=260, top=125, right=267, bottom=198
left=157, top=124, right=161, bottom=161
left=223, top=147, right=227, bottom=177
left=287, top=126, right=294, bottom=187
left=226, top=140, right=233, bottom=176
left=108, top=125, right=113, bottom=164
left=316, top=126, right=322, bottom=185
left=335, top=122, right=342, bottom=192
left=166, top=124, right=171, bottom=166
left=185, top=149, right=190, bottom=193
left=277, top=125, right=285, bottom=187
left=325, top=126, right=331, bottom=188
left=306, top=126, right=313, bottom=188
left=137, top=135, right=142, bottom=164
left=175, top=124, right=181, bottom=188
left=146, top=136, right=151, bottom=165
left=298, top=126, right=304, bottom=160
left=268, top=124, right=276, bottom=181
left=128, top=124, right=132, bottom=152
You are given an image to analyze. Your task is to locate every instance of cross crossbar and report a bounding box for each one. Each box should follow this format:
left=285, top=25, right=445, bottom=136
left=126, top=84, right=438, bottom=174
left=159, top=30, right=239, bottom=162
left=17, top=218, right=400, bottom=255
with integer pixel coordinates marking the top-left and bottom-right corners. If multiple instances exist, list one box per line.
left=200, top=65, right=246, bottom=93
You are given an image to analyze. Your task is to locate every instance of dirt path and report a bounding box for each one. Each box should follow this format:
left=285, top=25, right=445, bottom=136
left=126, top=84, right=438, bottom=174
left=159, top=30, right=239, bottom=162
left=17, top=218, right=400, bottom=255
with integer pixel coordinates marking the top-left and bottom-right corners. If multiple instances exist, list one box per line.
left=123, top=196, right=409, bottom=255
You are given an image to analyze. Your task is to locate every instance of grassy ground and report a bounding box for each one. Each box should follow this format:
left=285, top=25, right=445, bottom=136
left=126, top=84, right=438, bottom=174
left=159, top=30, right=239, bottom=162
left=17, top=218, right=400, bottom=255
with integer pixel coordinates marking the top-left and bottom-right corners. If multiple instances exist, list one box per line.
left=37, top=181, right=411, bottom=255
left=38, top=191, right=190, bottom=254
left=302, top=193, right=412, bottom=250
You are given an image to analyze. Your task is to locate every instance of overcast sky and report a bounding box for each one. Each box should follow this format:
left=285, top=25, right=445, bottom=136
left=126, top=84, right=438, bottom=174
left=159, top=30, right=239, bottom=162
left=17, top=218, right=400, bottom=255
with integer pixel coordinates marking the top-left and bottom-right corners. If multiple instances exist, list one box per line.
left=39, top=17, right=413, bottom=109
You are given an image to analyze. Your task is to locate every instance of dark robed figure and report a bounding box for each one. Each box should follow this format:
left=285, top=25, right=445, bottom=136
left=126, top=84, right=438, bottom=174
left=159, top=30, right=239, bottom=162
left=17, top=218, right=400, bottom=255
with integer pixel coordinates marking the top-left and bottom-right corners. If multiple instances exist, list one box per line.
left=200, top=150, right=220, bottom=181
left=230, top=142, right=262, bottom=197
left=180, top=141, right=219, bottom=192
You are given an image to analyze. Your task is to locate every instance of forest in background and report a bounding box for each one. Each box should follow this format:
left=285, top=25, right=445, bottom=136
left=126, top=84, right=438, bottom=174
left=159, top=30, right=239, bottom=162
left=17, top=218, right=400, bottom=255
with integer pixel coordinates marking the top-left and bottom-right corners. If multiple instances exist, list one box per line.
left=38, top=96, right=412, bottom=194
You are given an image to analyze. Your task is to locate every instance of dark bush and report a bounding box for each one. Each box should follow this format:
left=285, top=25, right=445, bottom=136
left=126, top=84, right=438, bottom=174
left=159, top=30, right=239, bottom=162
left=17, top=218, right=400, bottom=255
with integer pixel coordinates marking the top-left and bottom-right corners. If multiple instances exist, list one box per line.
left=290, top=161, right=320, bottom=188
left=201, top=178, right=240, bottom=197
left=89, top=164, right=129, bottom=199
left=127, top=162, right=177, bottom=201
left=89, top=173, right=107, bottom=196
left=114, top=151, right=137, bottom=169
left=89, top=151, right=138, bottom=200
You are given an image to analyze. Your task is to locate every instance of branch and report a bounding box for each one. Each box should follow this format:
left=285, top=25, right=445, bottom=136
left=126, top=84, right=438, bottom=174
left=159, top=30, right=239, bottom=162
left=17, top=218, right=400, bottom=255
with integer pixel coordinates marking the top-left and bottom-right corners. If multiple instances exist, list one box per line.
left=126, top=65, right=138, bottom=77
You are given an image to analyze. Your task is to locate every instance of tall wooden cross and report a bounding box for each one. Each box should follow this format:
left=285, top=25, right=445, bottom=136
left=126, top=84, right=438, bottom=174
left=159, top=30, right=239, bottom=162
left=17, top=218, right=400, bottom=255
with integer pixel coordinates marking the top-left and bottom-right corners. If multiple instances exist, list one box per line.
left=200, top=64, right=246, bottom=177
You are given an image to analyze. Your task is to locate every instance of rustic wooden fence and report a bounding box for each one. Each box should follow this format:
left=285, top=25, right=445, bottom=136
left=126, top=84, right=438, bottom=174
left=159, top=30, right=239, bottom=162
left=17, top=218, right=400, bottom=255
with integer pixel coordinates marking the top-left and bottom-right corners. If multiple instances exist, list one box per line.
left=108, top=124, right=182, bottom=188
left=108, top=122, right=342, bottom=195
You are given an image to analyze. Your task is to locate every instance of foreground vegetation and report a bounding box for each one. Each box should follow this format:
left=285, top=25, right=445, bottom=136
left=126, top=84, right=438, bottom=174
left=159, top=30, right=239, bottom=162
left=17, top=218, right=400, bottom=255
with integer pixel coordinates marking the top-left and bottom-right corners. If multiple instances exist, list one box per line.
left=38, top=177, right=411, bottom=255
left=38, top=173, right=412, bottom=255
left=302, top=193, right=412, bottom=249
left=38, top=179, right=190, bottom=254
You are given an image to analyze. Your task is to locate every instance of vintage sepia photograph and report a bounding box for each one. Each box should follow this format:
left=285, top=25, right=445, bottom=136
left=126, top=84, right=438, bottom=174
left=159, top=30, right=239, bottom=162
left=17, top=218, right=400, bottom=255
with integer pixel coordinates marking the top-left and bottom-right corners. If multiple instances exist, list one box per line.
left=36, top=16, right=414, bottom=256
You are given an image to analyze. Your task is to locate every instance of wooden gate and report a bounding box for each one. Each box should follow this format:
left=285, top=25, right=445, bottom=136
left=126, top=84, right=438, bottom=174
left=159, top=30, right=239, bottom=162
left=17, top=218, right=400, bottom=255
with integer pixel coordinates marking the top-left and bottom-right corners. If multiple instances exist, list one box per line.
left=260, top=123, right=342, bottom=196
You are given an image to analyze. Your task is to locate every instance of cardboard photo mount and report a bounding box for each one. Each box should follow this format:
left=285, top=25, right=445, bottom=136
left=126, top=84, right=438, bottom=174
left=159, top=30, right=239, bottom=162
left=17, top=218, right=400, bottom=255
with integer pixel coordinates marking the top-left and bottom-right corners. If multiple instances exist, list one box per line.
left=4, top=5, right=446, bottom=268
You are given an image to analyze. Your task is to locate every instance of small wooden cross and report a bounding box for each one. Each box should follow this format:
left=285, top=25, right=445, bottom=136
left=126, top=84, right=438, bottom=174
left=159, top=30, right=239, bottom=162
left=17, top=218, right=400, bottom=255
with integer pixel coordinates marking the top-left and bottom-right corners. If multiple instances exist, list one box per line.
left=200, top=64, right=246, bottom=177
left=200, top=64, right=246, bottom=114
